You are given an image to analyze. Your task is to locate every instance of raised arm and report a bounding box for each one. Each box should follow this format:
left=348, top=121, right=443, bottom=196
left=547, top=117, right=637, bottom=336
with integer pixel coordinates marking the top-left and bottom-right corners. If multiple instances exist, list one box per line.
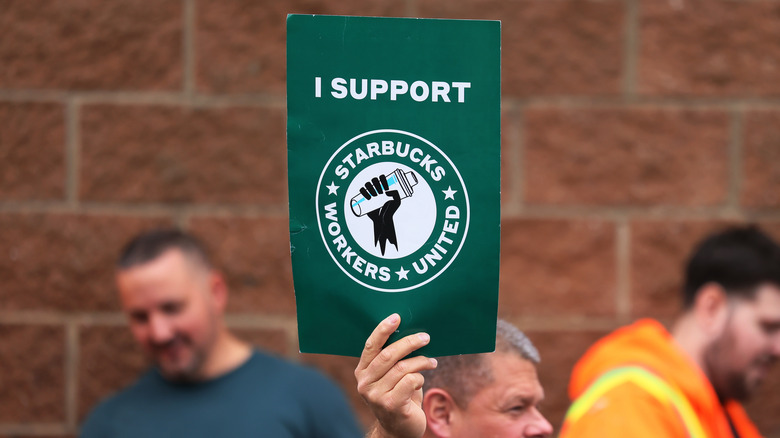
left=355, top=314, right=438, bottom=438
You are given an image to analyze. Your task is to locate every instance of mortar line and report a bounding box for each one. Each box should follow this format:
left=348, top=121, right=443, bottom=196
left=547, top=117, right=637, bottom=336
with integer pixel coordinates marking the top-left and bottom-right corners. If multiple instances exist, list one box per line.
left=224, top=314, right=297, bottom=328
left=183, top=0, right=196, bottom=97
left=0, top=90, right=285, bottom=108
left=175, top=210, right=191, bottom=229
left=622, top=0, right=639, bottom=98
left=505, top=96, right=780, bottom=109
left=744, top=211, right=780, bottom=221
left=616, top=219, right=631, bottom=319
left=0, top=90, right=68, bottom=102
left=502, top=315, right=625, bottom=332
left=0, top=312, right=127, bottom=325
left=513, top=106, right=525, bottom=214
left=727, top=107, right=745, bottom=214
left=65, top=99, right=80, bottom=206
left=0, top=424, right=70, bottom=435
left=0, top=201, right=288, bottom=217
left=288, top=325, right=301, bottom=362
left=405, top=0, right=418, bottom=17
left=0, top=312, right=69, bottom=325
left=64, top=320, right=79, bottom=432
left=174, top=204, right=289, bottom=218
left=503, top=205, right=752, bottom=220
left=77, top=314, right=127, bottom=327
left=78, top=92, right=286, bottom=108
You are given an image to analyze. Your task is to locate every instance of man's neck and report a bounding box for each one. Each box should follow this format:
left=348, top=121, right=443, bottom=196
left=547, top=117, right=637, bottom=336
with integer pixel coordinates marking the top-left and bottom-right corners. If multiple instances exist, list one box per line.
left=671, top=315, right=709, bottom=379
left=200, top=330, right=252, bottom=380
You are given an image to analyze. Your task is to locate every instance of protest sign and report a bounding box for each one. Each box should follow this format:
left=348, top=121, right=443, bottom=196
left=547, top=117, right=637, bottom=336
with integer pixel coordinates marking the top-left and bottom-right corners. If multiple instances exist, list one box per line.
left=287, top=14, right=500, bottom=356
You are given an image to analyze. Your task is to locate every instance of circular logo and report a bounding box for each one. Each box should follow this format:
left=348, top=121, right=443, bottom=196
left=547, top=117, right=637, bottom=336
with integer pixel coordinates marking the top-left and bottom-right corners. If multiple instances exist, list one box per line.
left=316, top=129, right=470, bottom=292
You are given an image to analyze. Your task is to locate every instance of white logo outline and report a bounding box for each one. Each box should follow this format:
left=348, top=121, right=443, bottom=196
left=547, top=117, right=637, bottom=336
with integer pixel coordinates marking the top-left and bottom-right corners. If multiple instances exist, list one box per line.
left=316, top=129, right=471, bottom=293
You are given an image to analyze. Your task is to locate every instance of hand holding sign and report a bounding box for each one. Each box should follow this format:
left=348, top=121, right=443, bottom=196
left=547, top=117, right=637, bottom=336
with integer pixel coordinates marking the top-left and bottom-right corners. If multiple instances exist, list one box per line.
left=356, top=314, right=437, bottom=438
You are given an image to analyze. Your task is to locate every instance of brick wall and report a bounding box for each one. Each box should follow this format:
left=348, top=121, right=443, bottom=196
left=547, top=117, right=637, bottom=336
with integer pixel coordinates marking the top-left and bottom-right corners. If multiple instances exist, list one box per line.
left=2, top=0, right=780, bottom=436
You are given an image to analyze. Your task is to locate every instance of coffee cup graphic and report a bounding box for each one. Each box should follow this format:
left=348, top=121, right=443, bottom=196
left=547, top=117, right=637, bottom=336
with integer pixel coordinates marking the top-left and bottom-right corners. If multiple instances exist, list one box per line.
left=350, top=169, right=418, bottom=216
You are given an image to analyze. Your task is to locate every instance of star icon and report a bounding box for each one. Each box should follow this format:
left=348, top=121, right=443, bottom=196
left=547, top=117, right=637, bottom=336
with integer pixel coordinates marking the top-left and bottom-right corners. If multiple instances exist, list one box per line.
left=326, top=182, right=340, bottom=195
left=395, top=266, right=410, bottom=281
left=442, top=186, right=457, bottom=200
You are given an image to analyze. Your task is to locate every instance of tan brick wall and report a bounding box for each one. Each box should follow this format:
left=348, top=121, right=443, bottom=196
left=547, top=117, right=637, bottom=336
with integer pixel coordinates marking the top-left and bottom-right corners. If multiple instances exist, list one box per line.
left=1, top=0, right=779, bottom=436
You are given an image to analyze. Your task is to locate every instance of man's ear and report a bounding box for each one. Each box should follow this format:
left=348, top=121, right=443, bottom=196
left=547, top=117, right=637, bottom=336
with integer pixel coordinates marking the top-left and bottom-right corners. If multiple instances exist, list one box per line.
left=692, top=282, right=730, bottom=337
left=422, top=388, right=459, bottom=438
left=209, top=271, right=229, bottom=312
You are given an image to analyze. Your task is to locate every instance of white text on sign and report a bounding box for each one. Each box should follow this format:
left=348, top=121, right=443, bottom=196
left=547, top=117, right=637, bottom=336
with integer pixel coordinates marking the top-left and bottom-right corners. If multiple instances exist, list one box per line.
left=315, top=77, right=471, bottom=103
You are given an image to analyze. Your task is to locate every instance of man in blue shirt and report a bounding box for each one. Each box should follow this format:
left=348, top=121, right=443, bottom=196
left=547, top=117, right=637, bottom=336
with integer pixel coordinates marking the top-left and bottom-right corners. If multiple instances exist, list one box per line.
left=81, top=228, right=362, bottom=438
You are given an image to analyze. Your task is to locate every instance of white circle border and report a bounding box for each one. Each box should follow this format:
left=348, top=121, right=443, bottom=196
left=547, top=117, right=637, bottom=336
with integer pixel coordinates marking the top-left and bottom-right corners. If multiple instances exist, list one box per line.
left=316, top=129, right=471, bottom=293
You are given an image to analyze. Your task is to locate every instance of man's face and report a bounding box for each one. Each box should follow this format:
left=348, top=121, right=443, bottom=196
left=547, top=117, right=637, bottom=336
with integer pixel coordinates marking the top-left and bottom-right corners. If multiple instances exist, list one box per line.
left=117, top=249, right=221, bottom=382
left=450, top=352, right=553, bottom=438
left=706, top=283, right=780, bottom=401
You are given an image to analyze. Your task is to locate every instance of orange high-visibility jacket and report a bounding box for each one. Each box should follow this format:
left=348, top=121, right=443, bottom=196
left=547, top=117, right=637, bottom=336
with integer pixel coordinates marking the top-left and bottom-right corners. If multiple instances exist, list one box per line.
left=560, top=319, right=762, bottom=438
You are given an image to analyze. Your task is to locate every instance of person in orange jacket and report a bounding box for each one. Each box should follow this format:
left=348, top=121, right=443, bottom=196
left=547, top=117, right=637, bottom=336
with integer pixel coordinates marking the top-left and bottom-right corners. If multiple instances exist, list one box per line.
left=561, top=225, right=780, bottom=438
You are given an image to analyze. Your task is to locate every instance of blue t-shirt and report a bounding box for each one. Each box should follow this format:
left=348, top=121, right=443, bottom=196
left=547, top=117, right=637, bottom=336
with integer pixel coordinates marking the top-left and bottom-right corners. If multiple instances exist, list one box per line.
left=80, top=350, right=363, bottom=438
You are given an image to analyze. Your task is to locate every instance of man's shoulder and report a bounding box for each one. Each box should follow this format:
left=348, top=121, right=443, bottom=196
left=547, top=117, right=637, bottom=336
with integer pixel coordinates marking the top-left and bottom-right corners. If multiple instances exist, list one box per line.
left=237, top=349, right=363, bottom=436
left=81, top=352, right=361, bottom=438
left=245, top=349, right=343, bottom=392
left=80, top=370, right=158, bottom=435
left=93, top=368, right=158, bottom=406
left=562, top=381, right=683, bottom=437
left=562, top=371, right=691, bottom=438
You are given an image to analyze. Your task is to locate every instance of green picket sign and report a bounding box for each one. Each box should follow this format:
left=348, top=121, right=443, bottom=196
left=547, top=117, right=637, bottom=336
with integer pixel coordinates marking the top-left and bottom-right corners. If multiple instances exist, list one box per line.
left=287, top=14, right=500, bottom=357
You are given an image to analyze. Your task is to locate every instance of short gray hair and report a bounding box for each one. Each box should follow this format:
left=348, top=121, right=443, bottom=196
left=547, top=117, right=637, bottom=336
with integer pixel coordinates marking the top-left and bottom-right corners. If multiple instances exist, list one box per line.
left=421, top=319, right=540, bottom=408
left=496, top=319, right=540, bottom=363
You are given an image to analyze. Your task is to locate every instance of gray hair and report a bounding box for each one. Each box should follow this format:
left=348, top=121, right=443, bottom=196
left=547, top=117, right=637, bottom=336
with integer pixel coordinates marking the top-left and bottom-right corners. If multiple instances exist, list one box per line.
left=496, top=319, right=540, bottom=363
left=421, top=319, right=540, bottom=408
